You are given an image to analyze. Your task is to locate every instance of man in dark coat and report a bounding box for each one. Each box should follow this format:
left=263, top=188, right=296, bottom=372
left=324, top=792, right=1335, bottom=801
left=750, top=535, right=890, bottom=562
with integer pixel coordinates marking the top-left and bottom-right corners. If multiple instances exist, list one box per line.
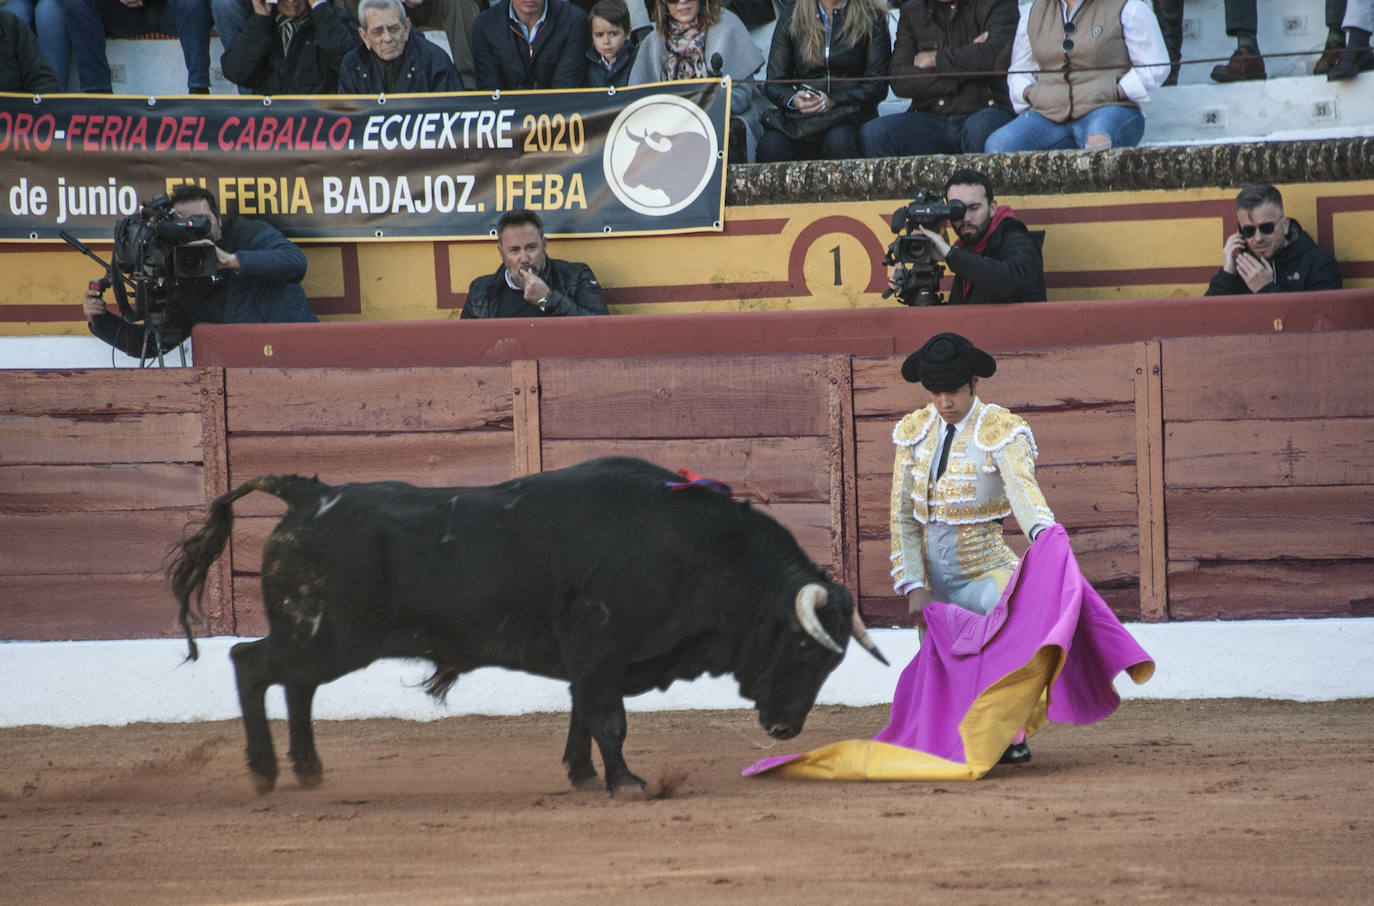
left=338, top=0, right=463, bottom=92
left=1206, top=183, right=1343, bottom=296
left=462, top=209, right=608, bottom=318
left=0, top=8, right=60, bottom=92
left=471, top=0, right=588, bottom=90
left=859, top=0, right=1018, bottom=158
left=80, top=185, right=316, bottom=360
left=890, top=168, right=1046, bottom=306
left=221, top=0, right=362, bottom=95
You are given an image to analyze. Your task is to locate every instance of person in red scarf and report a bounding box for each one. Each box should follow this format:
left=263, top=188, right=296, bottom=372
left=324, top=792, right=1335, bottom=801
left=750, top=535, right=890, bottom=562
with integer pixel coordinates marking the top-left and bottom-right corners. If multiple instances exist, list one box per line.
left=898, top=168, right=1047, bottom=305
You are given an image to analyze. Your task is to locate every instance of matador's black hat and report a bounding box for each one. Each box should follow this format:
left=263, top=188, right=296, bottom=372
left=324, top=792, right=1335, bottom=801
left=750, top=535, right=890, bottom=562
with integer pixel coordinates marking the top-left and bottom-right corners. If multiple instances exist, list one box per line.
left=901, top=332, right=997, bottom=392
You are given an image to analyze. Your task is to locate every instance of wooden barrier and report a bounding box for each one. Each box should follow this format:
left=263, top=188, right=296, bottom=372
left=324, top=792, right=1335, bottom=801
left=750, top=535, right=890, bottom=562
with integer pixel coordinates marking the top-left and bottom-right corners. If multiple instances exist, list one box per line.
left=3, top=324, right=1371, bottom=641
left=0, top=369, right=223, bottom=639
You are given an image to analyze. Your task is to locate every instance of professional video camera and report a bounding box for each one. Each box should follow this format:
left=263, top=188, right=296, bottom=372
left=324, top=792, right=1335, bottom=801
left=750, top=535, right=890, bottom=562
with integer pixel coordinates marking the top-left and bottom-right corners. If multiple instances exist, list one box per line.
left=61, top=194, right=223, bottom=365
left=882, top=189, right=967, bottom=307
left=110, top=193, right=220, bottom=321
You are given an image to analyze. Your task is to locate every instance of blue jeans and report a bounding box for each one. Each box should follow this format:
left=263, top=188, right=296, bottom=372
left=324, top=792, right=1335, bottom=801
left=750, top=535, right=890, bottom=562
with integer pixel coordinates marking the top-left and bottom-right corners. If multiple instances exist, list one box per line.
left=983, top=105, right=1146, bottom=152
left=210, top=0, right=253, bottom=93
left=859, top=107, right=1014, bottom=158
left=5, top=0, right=36, bottom=26
left=55, top=0, right=213, bottom=92
left=35, top=0, right=71, bottom=90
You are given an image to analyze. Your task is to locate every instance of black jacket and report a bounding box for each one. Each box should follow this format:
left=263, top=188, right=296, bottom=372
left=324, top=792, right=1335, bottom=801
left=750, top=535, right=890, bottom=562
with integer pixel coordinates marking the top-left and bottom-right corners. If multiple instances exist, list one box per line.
left=462, top=258, right=607, bottom=318
left=583, top=41, right=637, bottom=88
left=1205, top=220, right=1343, bottom=295
left=943, top=215, right=1046, bottom=304
left=762, top=2, right=892, bottom=121
left=88, top=216, right=317, bottom=358
left=472, top=0, right=589, bottom=90
left=0, top=9, right=60, bottom=93
left=889, top=0, right=1017, bottom=115
left=221, top=5, right=362, bottom=95
left=338, top=30, right=464, bottom=93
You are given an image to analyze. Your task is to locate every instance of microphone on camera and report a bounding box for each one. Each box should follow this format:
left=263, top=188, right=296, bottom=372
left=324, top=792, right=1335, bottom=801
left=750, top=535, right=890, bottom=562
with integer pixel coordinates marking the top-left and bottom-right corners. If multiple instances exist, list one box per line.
left=710, top=53, right=724, bottom=77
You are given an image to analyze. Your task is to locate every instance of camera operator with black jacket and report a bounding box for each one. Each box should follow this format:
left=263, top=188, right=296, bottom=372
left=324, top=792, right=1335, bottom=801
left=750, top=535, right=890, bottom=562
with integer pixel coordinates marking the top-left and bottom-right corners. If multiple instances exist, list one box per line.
left=82, top=185, right=317, bottom=360
left=893, top=168, right=1046, bottom=305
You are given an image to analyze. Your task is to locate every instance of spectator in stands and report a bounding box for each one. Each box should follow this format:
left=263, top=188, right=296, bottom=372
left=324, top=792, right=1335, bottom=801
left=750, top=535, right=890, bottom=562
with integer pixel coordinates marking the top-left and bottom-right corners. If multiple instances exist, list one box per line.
left=472, top=0, right=588, bottom=90
left=858, top=0, right=1017, bottom=159
left=756, top=0, right=890, bottom=163
left=888, top=168, right=1045, bottom=306
left=220, top=0, right=362, bottom=94
left=338, top=0, right=463, bottom=92
left=983, top=0, right=1168, bottom=153
left=80, top=184, right=317, bottom=360
left=629, top=0, right=764, bottom=163
left=462, top=209, right=608, bottom=318
left=1151, top=0, right=1180, bottom=85
left=336, top=0, right=481, bottom=90
left=0, top=6, right=60, bottom=91
left=583, top=0, right=636, bottom=88
left=52, top=0, right=215, bottom=93
left=1206, top=184, right=1342, bottom=296
left=1325, top=1, right=1373, bottom=81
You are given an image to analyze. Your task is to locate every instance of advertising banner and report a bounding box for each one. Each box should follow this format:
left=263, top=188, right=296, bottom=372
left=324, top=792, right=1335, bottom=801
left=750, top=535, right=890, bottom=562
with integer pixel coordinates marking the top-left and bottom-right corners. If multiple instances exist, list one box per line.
left=0, top=81, right=729, bottom=242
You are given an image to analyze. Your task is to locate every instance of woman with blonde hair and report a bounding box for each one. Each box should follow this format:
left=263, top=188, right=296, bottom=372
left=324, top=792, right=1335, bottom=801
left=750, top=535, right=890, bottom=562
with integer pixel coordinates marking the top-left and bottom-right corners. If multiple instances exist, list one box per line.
left=757, top=0, right=891, bottom=162
left=629, top=0, right=764, bottom=162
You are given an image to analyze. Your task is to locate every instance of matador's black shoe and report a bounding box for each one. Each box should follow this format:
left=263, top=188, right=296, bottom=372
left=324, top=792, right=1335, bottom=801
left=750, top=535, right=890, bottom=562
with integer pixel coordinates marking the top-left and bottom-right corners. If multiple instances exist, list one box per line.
left=999, top=742, right=1031, bottom=765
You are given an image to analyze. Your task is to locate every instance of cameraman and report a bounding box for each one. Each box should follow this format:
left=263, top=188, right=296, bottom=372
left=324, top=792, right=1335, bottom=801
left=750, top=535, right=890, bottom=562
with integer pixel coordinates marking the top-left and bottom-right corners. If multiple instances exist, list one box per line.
left=82, top=185, right=317, bottom=359
left=889, top=168, right=1046, bottom=306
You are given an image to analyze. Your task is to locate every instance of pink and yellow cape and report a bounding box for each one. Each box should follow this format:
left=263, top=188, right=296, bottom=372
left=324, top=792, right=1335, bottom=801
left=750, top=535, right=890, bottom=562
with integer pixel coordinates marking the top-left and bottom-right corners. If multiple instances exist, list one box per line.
left=743, top=524, right=1155, bottom=781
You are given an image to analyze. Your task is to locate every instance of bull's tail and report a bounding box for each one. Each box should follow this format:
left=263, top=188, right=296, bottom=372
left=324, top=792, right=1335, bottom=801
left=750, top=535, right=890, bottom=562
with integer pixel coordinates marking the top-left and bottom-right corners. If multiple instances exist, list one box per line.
left=167, top=475, right=327, bottom=661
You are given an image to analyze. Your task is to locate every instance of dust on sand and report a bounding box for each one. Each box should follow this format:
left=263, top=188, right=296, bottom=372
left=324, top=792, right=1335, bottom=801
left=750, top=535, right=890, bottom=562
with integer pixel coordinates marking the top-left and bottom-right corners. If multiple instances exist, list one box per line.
left=1, top=699, right=1370, bottom=905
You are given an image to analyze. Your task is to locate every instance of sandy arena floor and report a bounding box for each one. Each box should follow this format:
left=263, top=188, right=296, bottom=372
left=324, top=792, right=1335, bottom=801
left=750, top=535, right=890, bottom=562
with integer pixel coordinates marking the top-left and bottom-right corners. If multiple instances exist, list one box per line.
left=1, top=699, right=1371, bottom=904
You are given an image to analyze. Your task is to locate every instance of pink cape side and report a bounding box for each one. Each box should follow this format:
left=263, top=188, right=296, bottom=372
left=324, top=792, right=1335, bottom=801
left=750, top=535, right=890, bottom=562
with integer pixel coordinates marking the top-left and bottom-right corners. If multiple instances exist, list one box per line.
left=742, top=525, right=1154, bottom=781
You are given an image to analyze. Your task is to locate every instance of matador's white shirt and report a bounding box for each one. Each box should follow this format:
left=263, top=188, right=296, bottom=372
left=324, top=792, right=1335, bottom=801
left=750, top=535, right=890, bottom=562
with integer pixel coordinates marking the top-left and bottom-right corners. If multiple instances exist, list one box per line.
left=889, top=398, right=1055, bottom=614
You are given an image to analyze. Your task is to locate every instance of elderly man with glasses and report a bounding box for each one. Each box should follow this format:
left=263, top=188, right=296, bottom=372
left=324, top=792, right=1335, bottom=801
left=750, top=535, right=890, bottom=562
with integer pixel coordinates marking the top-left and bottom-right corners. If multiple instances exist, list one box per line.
left=1206, top=183, right=1342, bottom=296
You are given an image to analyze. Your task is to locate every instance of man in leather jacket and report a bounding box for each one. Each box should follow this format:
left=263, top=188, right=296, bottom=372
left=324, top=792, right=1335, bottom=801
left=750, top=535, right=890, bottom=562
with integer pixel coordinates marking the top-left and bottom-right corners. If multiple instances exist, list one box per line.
left=462, top=209, right=609, bottom=318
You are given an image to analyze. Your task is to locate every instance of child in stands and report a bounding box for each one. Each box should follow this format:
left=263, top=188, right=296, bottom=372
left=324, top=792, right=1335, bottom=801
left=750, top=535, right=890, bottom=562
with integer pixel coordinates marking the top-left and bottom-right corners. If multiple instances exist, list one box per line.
left=583, top=0, right=636, bottom=88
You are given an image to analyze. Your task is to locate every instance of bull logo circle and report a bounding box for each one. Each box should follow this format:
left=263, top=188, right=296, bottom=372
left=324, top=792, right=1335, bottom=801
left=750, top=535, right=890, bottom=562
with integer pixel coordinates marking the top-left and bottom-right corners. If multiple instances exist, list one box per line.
left=603, top=94, right=719, bottom=217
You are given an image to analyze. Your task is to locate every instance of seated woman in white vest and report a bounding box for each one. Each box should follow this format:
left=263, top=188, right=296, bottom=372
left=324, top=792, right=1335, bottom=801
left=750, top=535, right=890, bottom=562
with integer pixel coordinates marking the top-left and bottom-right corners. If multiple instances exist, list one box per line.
left=984, top=0, right=1169, bottom=153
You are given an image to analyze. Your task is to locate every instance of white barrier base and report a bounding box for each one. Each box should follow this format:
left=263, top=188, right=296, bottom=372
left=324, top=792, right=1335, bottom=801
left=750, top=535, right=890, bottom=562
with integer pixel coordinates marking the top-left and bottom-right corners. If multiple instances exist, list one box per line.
left=4, top=619, right=1371, bottom=728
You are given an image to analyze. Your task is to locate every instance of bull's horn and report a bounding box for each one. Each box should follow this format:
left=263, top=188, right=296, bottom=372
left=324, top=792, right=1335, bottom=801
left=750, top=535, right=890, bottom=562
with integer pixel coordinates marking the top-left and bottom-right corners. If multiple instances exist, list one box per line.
left=645, top=131, right=671, bottom=153
left=850, top=609, right=889, bottom=666
left=626, top=128, right=644, bottom=145
left=794, top=584, right=844, bottom=656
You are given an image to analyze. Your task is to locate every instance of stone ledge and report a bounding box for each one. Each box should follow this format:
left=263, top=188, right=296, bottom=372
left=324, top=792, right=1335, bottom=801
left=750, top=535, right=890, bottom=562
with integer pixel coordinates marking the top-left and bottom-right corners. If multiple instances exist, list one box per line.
left=726, top=137, right=1374, bottom=205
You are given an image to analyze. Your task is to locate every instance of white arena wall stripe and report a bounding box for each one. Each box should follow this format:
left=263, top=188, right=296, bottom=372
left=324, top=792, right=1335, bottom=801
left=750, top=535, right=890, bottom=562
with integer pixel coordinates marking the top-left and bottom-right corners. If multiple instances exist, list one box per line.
left=4, top=620, right=1372, bottom=728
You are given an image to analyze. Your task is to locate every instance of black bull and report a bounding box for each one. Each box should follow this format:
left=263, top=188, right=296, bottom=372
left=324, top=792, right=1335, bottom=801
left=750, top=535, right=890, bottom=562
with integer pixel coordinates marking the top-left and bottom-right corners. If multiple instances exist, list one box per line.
left=170, top=457, right=886, bottom=794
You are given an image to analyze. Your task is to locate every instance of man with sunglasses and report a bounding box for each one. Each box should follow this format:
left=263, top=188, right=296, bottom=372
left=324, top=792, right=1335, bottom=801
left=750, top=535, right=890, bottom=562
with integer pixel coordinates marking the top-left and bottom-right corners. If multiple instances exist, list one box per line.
left=1206, top=184, right=1342, bottom=296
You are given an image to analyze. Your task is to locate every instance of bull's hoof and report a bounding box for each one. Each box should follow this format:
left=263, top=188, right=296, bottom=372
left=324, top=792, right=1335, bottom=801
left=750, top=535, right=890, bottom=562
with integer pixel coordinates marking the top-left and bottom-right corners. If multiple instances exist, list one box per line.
left=247, top=755, right=278, bottom=795
left=565, top=758, right=600, bottom=791
left=291, top=751, right=324, bottom=789
left=607, top=772, right=648, bottom=796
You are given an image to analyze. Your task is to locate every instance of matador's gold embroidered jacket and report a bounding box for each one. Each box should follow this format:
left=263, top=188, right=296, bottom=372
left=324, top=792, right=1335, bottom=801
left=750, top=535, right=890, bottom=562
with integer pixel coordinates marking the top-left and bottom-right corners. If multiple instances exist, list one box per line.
left=889, top=399, right=1055, bottom=595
